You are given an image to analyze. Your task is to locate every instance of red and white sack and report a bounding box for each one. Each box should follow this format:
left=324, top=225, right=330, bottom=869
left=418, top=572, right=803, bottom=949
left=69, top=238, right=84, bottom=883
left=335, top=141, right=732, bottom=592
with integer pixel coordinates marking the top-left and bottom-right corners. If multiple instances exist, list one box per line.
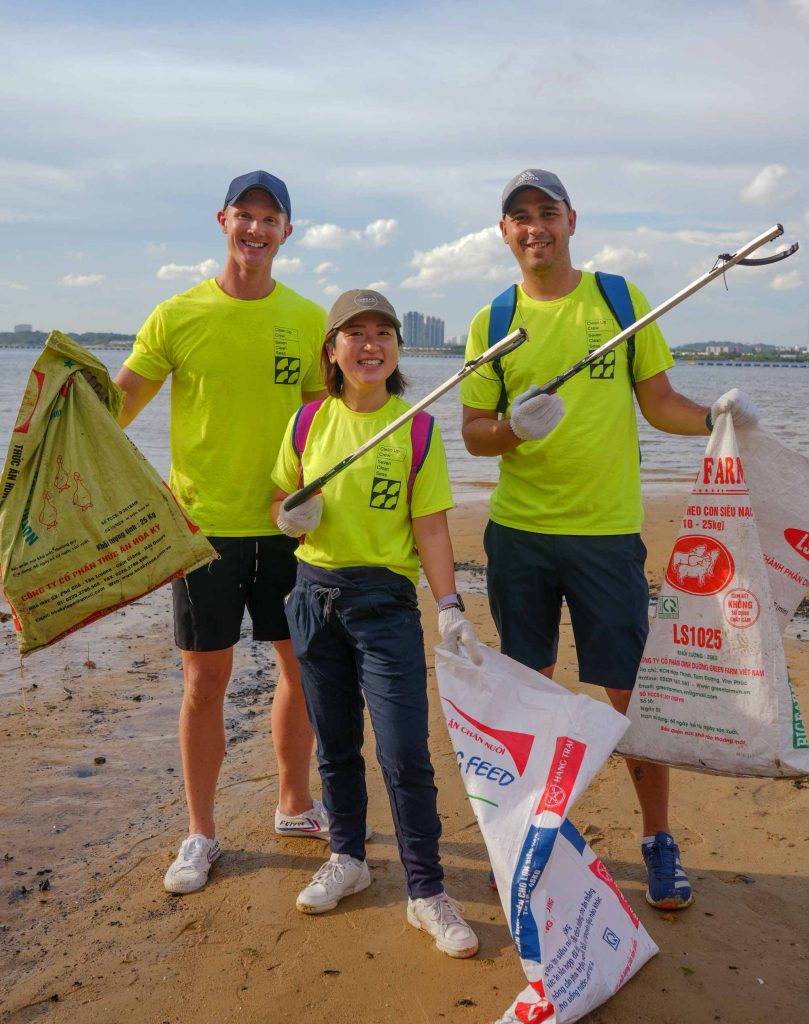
left=436, top=644, right=658, bottom=1024
left=619, top=413, right=809, bottom=776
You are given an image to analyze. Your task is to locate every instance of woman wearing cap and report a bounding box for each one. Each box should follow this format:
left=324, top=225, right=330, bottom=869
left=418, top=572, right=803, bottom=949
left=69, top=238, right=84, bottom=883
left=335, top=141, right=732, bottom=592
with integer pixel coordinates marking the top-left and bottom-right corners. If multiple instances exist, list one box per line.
left=270, top=289, right=481, bottom=958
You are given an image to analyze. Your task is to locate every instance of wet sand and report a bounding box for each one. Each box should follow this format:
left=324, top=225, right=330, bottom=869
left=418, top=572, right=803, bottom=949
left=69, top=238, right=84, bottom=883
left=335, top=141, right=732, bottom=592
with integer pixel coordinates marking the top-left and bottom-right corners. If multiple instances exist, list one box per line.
left=2, top=492, right=808, bottom=1024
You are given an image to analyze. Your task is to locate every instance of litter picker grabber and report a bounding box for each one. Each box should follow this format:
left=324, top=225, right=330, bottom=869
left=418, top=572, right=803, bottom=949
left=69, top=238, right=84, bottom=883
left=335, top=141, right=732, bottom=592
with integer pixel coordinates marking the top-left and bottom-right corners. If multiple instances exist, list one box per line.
left=283, top=223, right=797, bottom=513
left=282, top=326, right=528, bottom=511
left=532, top=223, right=798, bottom=396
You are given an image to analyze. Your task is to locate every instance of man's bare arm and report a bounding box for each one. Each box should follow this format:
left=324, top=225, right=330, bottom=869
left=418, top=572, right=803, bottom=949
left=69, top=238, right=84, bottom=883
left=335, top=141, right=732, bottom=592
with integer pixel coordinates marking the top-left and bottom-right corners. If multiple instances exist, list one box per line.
left=461, top=405, right=523, bottom=456
left=634, top=371, right=710, bottom=436
left=113, top=367, right=163, bottom=428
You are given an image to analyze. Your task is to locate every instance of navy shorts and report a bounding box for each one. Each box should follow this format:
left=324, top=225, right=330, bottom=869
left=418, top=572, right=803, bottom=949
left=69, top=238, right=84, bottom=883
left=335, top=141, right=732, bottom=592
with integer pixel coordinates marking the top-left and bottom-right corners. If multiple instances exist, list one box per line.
left=172, top=535, right=298, bottom=652
left=484, top=522, right=649, bottom=690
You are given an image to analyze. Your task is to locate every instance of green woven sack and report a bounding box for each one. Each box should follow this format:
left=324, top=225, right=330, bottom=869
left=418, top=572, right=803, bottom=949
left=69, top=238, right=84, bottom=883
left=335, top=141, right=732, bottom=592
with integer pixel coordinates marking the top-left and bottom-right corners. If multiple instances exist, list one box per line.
left=0, top=331, right=216, bottom=656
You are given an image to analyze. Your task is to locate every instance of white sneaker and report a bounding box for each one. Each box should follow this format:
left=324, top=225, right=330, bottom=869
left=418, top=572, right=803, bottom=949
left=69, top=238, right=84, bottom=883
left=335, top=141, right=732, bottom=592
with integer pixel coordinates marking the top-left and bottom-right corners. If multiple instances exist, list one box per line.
left=296, top=853, right=371, bottom=914
left=275, top=798, right=373, bottom=841
left=163, top=834, right=221, bottom=894
left=407, top=891, right=479, bottom=958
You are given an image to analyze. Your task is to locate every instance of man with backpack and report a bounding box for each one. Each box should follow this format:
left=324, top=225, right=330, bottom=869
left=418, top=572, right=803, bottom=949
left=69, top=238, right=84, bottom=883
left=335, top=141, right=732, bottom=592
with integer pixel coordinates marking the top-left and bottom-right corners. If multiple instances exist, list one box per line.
left=460, top=168, right=760, bottom=909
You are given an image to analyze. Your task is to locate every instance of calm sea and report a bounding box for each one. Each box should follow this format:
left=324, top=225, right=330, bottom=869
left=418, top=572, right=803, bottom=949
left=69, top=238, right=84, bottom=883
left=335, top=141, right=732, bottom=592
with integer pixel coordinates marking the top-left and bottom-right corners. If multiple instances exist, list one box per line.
left=1, top=346, right=807, bottom=502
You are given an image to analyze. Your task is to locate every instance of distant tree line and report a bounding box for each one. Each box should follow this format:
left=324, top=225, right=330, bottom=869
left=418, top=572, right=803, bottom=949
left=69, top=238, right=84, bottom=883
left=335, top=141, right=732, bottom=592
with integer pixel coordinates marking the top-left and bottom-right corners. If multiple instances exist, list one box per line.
left=0, top=331, right=135, bottom=347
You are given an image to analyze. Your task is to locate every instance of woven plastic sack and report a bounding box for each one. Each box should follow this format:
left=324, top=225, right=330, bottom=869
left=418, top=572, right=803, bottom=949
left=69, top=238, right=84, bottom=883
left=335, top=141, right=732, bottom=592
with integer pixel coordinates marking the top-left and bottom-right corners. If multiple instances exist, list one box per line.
left=619, top=413, right=809, bottom=776
left=0, top=331, right=215, bottom=656
left=436, top=644, right=658, bottom=1023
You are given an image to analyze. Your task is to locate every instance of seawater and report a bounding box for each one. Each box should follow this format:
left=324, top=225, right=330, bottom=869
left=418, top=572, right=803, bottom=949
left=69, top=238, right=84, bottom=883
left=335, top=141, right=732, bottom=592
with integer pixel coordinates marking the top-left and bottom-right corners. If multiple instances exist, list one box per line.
left=1, top=347, right=807, bottom=503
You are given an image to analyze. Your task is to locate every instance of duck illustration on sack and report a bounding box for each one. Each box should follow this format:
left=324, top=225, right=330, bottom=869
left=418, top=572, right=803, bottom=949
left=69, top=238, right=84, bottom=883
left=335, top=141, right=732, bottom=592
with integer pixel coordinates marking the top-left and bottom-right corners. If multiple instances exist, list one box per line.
left=38, top=490, right=59, bottom=530
left=54, top=454, right=70, bottom=492
left=72, top=472, right=93, bottom=511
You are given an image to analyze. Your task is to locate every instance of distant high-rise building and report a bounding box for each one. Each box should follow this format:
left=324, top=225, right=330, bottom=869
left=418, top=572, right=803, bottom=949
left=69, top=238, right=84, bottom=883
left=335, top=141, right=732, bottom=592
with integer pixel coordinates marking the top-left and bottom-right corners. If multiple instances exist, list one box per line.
left=402, top=311, right=445, bottom=349
left=14, top=323, right=32, bottom=333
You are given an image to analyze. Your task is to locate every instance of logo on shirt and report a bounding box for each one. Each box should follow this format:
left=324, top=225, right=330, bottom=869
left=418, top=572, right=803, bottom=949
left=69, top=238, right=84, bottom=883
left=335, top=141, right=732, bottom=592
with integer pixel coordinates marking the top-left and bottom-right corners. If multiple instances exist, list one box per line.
left=273, top=326, right=301, bottom=384
left=369, top=444, right=406, bottom=510
left=589, top=352, right=616, bottom=379
left=275, top=356, right=300, bottom=384
left=585, top=317, right=616, bottom=379
left=370, top=478, right=401, bottom=509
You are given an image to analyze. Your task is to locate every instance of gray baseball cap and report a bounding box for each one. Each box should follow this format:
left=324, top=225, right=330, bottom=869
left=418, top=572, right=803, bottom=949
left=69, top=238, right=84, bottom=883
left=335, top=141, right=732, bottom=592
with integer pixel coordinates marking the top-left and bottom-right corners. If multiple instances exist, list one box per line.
left=325, top=290, right=402, bottom=336
left=501, top=169, right=571, bottom=213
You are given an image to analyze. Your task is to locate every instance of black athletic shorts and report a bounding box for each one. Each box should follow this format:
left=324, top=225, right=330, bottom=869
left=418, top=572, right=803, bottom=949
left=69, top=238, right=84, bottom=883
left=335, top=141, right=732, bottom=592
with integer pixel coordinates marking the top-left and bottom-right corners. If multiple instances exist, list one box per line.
left=484, top=521, right=649, bottom=691
left=172, top=535, right=298, bottom=652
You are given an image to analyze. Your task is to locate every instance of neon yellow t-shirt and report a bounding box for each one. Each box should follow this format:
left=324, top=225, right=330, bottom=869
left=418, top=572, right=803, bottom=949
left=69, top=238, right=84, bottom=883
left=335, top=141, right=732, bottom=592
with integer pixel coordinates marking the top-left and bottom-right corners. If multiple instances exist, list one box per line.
left=124, top=278, right=326, bottom=536
left=459, top=272, right=674, bottom=535
left=272, top=395, right=453, bottom=585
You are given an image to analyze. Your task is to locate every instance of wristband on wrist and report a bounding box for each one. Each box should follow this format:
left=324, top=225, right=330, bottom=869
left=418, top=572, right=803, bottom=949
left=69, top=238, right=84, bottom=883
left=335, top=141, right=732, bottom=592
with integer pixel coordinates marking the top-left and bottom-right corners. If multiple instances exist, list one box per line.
left=437, top=593, right=465, bottom=612
left=705, top=411, right=714, bottom=433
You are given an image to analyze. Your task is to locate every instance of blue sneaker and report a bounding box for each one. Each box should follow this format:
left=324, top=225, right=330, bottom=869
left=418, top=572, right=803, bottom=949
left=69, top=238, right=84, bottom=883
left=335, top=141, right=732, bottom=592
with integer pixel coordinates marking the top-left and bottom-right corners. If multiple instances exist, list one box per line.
left=642, top=832, right=693, bottom=909
left=487, top=869, right=497, bottom=891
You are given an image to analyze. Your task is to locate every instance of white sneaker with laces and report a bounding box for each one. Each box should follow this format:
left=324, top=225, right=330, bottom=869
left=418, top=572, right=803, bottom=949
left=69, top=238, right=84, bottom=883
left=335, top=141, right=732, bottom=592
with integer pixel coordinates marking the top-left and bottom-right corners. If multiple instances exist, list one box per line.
left=275, top=799, right=373, bottom=841
left=296, top=853, right=371, bottom=914
left=163, top=834, right=221, bottom=894
left=407, top=891, right=479, bottom=958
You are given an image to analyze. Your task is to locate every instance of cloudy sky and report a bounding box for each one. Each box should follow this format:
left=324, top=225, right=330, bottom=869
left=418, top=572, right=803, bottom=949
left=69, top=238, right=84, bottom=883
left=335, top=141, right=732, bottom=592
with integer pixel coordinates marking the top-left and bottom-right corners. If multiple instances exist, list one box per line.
left=1, top=0, right=806, bottom=346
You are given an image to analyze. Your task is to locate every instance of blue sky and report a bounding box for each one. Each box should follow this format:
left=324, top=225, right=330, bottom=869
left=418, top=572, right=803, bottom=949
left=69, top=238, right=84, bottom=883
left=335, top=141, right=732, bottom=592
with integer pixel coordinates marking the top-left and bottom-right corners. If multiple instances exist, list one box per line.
left=1, top=0, right=806, bottom=345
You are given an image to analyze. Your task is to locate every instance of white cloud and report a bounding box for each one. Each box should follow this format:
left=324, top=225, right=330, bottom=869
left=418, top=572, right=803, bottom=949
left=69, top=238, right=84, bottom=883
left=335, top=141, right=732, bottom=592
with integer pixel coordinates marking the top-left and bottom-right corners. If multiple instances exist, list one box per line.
left=788, top=0, right=809, bottom=24
left=314, top=261, right=338, bottom=274
left=401, top=226, right=510, bottom=289
left=146, top=241, right=168, bottom=254
left=363, top=218, right=398, bottom=248
left=0, top=210, right=51, bottom=224
left=0, top=280, right=28, bottom=290
left=273, top=256, right=303, bottom=273
left=633, top=225, right=753, bottom=251
left=365, top=280, right=389, bottom=291
left=65, top=250, right=85, bottom=260
left=157, top=258, right=218, bottom=281
left=298, top=218, right=398, bottom=250
left=322, top=283, right=341, bottom=297
left=582, top=245, right=650, bottom=273
left=0, top=159, right=85, bottom=193
left=59, top=273, right=105, bottom=287
left=299, top=224, right=360, bottom=249
left=741, top=164, right=796, bottom=206
left=770, top=270, right=802, bottom=291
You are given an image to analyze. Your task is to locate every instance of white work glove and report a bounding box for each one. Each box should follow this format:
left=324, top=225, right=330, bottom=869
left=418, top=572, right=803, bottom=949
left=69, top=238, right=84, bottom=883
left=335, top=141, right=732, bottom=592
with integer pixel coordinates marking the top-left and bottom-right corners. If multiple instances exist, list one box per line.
left=711, top=388, right=761, bottom=430
left=276, top=491, right=323, bottom=537
left=438, top=606, right=484, bottom=665
left=510, top=386, right=565, bottom=441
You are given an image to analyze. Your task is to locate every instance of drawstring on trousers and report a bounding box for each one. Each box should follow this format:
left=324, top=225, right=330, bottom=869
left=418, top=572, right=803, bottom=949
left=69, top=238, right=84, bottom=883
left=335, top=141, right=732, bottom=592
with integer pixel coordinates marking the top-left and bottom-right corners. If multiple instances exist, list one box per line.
left=311, top=584, right=341, bottom=619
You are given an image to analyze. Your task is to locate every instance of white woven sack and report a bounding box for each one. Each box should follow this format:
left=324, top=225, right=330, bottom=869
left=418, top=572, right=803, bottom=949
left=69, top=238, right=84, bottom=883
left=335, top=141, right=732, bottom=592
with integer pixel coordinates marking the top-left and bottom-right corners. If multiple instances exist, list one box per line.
left=620, top=414, right=809, bottom=776
left=436, top=644, right=658, bottom=1023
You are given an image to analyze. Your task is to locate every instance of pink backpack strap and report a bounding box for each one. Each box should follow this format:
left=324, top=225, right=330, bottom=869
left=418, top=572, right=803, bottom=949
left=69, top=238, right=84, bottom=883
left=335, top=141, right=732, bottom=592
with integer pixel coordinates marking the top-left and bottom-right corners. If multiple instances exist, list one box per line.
left=292, top=400, right=324, bottom=486
left=407, top=411, right=435, bottom=505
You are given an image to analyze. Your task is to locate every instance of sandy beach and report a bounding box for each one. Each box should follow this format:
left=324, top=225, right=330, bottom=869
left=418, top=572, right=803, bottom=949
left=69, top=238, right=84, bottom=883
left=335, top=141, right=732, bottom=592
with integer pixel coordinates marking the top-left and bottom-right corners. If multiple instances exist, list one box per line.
left=2, top=492, right=808, bottom=1024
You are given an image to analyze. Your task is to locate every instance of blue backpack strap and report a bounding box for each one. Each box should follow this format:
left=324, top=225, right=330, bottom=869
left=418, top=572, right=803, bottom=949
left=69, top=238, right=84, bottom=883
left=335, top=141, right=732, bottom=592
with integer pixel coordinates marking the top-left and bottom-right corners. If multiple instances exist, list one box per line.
left=488, top=285, right=518, bottom=415
left=406, top=411, right=435, bottom=505
left=594, top=272, right=636, bottom=386
left=291, top=399, right=324, bottom=485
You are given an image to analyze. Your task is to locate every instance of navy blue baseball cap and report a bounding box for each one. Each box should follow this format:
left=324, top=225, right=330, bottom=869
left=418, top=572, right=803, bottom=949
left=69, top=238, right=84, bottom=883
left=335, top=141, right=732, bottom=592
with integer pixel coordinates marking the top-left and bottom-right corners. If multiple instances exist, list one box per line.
left=223, top=170, right=291, bottom=219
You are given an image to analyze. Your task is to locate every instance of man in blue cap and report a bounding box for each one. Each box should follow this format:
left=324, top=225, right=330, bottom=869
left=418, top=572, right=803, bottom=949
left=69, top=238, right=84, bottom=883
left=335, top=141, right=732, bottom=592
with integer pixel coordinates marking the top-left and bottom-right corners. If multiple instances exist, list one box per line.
left=115, top=170, right=333, bottom=893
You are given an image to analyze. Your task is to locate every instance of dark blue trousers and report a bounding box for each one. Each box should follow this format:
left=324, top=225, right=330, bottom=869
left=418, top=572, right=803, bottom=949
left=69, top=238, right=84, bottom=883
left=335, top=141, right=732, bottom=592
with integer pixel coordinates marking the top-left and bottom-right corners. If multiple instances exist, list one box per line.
left=285, top=563, right=444, bottom=899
